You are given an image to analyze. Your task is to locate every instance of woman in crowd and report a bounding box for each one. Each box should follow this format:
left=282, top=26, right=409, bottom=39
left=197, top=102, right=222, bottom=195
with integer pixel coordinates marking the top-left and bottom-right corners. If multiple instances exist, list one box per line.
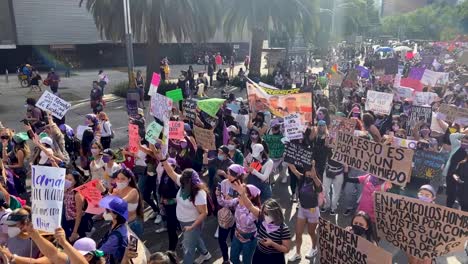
left=310, top=121, right=330, bottom=180
left=103, top=149, right=122, bottom=189
left=156, top=146, right=212, bottom=264
left=289, top=161, right=322, bottom=261
left=321, top=149, right=347, bottom=215
left=362, top=113, right=382, bottom=142
left=5, top=207, right=40, bottom=258
left=345, top=211, right=377, bottom=244
left=3, top=133, right=29, bottom=196
left=99, top=112, right=113, bottom=149
left=90, top=141, right=105, bottom=184
left=111, top=167, right=144, bottom=238
left=44, top=114, right=70, bottom=163
left=227, top=137, right=244, bottom=165
left=135, top=70, right=145, bottom=109
left=443, top=130, right=467, bottom=208
left=245, top=143, right=273, bottom=203
left=31, top=136, right=56, bottom=166
left=80, top=114, right=101, bottom=171
left=453, top=152, right=468, bottom=212
left=248, top=112, right=268, bottom=136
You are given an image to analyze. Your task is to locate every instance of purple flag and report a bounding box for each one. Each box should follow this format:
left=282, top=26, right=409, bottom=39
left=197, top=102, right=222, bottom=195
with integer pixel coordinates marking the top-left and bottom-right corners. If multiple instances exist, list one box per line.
left=408, top=67, right=425, bottom=81
left=355, top=66, right=370, bottom=79
left=223, top=122, right=229, bottom=145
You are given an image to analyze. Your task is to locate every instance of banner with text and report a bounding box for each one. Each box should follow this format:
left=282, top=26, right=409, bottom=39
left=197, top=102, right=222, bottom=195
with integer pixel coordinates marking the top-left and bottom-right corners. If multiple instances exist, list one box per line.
left=329, top=116, right=357, bottom=142
left=412, top=150, right=449, bottom=180
left=74, top=179, right=105, bottom=215
left=36, top=91, right=71, bottom=119
left=284, top=143, right=313, bottom=170
left=284, top=113, right=303, bottom=140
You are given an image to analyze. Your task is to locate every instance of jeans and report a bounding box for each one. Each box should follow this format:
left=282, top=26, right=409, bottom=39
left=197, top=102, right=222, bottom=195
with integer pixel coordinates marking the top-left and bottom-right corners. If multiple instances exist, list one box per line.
left=343, top=182, right=362, bottom=210
left=164, top=203, right=179, bottom=251
left=230, top=231, right=257, bottom=264
left=129, top=218, right=144, bottom=238
left=218, top=226, right=234, bottom=261
left=323, top=173, right=344, bottom=211
left=180, top=221, right=208, bottom=264
left=136, top=167, right=159, bottom=214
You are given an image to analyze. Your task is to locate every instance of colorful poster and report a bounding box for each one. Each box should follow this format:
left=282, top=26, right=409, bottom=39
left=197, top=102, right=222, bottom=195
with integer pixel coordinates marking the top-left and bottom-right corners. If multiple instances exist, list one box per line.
left=128, top=124, right=140, bottom=154
left=329, top=116, right=356, bottom=142
left=413, top=92, right=439, bottom=106
left=412, top=150, right=449, bottom=179
left=197, top=98, right=226, bottom=118
left=193, top=125, right=216, bottom=150
left=182, top=99, right=198, bottom=122
left=168, top=121, right=184, bottom=140
left=284, top=113, right=303, bottom=140
left=421, top=70, right=446, bottom=86
left=165, top=88, right=184, bottom=102
left=263, top=134, right=285, bottom=159
left=150, top=93, right=173, bottom=123
left=145, top=121, right=163, bottom=145
left=148, top=72, right=160, bottom=96
left=407, top=106, right=432, bottom=136
left=74, top=180, right=105, bottom=215
left=36, top=91, right=71, bottom=119
left=31, top=165, right=66, bottom=232
left=365, top=90, right=393, bottom=115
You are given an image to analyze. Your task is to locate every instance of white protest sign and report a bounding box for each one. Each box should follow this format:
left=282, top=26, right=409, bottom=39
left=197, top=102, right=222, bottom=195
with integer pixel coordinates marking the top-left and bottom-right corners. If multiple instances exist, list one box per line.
left=421, top=70, right=445, bottom=86
left=284, top=113, right=303, bottom=140
left=150, top=93, right=173, bottom=123
left=36, top=91, right=71, bottom=119
left=76, top=125, right=90, bottom=141
left=365, top=90, right=393, bottom=115
left=413, top=92, right=439, bottom=106
left=31, top=165, right=66, bottom=232
left=395, top=87, right=414, bottom=99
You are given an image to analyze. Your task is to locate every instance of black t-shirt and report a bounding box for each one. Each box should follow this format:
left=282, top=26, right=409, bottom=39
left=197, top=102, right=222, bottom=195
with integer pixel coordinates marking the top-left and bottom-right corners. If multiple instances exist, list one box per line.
left=298, top=176, right=322, bottom=209
left=159, top=172, right=179, bottom=199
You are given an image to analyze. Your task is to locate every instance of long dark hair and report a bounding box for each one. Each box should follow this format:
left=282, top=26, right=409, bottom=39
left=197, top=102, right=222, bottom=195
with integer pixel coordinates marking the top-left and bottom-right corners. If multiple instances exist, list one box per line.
left=114, top=168, right=144, bottom=219
left=180, top=169, right=209, bottom=203
left=245, top=186, right=261, bottom=208
left=149, top=251, right=179, bottom=264
left=351, top=211, right=376, bottom=242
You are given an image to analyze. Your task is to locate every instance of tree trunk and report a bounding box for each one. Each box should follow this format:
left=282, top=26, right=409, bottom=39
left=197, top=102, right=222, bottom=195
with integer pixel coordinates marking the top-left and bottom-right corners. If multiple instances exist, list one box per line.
left=145, top=38, right=161, bottom=92
left=249, top=28, right=266, bottom=78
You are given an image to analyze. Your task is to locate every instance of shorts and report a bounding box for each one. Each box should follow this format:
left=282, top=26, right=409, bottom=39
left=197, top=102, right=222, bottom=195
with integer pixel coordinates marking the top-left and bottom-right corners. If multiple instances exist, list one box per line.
left=297, top=206, right=320, bottom=224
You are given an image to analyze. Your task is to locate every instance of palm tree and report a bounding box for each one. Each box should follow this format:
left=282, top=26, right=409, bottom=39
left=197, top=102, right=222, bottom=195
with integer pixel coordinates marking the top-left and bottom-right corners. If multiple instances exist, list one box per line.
left=79, top=0, right=220, bottom=88
left=223, top=0, right=320, bottom=78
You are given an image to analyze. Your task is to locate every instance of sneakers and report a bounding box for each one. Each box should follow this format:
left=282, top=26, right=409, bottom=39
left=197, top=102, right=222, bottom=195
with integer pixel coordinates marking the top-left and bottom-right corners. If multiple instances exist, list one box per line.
left=154, top=214, right=163, bottom=224
left=155, top=227, right=167, bottom=233
left=343, top=209, right=353, bottom=216
left=195, top=252, right=212, bottom=264
left=330, top=210, right=337, bottom=216
left=306, top=247, right=318, bottom=259
left=214, top=226, right=219, bottom=238
left=288, top=253, right=301, bottom=262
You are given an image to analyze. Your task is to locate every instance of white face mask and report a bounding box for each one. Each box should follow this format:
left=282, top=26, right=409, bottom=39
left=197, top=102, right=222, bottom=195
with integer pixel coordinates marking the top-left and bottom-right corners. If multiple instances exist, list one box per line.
left=103, top=212, right=113, bottom=221
left=7, top=226, right=21, bottom=238
left=115, top=182, right=128, bottom=190
left=227, top=144, right=236, bottom=151
left=264, top=215, right=274, bottom=224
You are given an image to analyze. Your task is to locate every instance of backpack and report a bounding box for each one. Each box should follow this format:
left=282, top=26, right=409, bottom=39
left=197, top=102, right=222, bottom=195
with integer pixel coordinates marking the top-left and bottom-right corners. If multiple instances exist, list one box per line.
left=218, top=207, right=235, bottom=229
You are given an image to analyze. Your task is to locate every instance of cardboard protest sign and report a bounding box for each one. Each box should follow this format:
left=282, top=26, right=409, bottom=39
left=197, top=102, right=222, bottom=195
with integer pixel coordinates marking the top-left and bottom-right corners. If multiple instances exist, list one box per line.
left=247, top=82, right=313, bottom=122
left=263, top=134, right=285, bottom=159
left=182, top=99, right=198, bottom=122
left=412, top=150, right=449, bottom=179
left=74, top=179, right=105, bottom=215
left=329, top=73, right=344, bottom=86
left=128, top=124, right=140, bottom=154
left=197, top=98, right=225, bottom=118
left=395, top=87, right=414, bottom=99
left=284, top=113, right=303, bottom=140
left=36, top=91, right=71, bottom=119
left=413, top=92, right=439, bottom=106
left=165, top=88, right=184, bottom=102
left=193, top=125, right=216, bottom=150
left=374, top=192, right=468, bottom=260
left=150, top=93, right=173, bottom=122
left=407, top=106, right=432, bottom=136
left=437, top=104, right=468, bottom=126
left=31, top=165, right=66, bottom=232
left=284, top=142, right=313, bottom=170
left=329, top=116, right=356, bottom=142
left=318, top=218, right=392, bottom=264
left=148, top=72, right=160, bottom=96
left=365, top=90, right=393, bottom=115
left=168, top=121, right=184, bottom=140
left=145, top=121, right=163, bottom=145
left=332, top=132, right=414, bottom=186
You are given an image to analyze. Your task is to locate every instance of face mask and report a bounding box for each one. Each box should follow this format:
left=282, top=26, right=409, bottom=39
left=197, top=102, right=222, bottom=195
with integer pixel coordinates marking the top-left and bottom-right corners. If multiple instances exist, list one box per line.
left=102, top=156, right=111, bottom=163
left=7, top=227, right=21, bottom=238
left=317, top=113, right=324, bottom=120
left=64, top=180, right=73, bottom=189
left=116, top=182, right=128, bottom=190
left=392, top=125, right=399, bottom=131
left=418, top=195, right=433, bottom=203
left=250, top=134, right=258, bottom=140
left=264, top=215, right=274, bottom=224
left=91, top=149, right=100, bottom=156
left=262, top=216, right=280, bottom=233
left=180, top=142, right=188, bottom=148
left=217, top=154, right=225, bottom=161
left=351, top=225, right=366, bottom=236
left=103, top=212, right=113, bottom=221
left=227, top=144, right=236, bottom=151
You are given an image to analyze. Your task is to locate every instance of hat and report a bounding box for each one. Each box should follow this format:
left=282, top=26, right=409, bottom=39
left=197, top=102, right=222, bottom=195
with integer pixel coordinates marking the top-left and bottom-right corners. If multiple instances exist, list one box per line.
left=184, top=123, right=192, bottom=132
left=228, top=164, right=245, bottom=177
left=219, top=145, right=229, bottom=155
left=0, top=192, right=8, bottom=208
left=419, top=184, right=436, bottom=197
left=102, top=149, right=116, bottom=159
left=318, top=120, right=327, bottom=126
left=251, top=144, right=264, bottom=158
left=99, top=195, right=128, bottom=221
left=73, top=238, right=97, bottom=255
left=138, top=108, right=144, bottom=116
left=227, top=125, right=238, bottom=134
left=246, top=184, right=261, bottom=197
left=39, top=136, right=53, bottom=147
left=13, top=132, right=29, bottom=143
left=217, top=207, right=235, bottom=229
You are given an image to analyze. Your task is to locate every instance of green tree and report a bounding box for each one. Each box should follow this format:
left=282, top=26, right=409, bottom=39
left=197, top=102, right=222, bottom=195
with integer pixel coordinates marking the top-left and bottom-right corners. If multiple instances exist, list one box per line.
left=223, top=0, right=320, bottom=77
left=79, top=0, right=220, bottom=88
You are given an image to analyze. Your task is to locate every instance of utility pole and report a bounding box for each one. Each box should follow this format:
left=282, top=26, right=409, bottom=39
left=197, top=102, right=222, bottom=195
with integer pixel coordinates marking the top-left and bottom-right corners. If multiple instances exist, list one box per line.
left=123, top=0, right=135, bottom=86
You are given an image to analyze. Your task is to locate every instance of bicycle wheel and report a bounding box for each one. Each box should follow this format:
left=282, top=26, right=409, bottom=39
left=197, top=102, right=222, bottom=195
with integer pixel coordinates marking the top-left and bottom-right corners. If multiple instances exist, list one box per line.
left=20, top=79, right=29, bottom=88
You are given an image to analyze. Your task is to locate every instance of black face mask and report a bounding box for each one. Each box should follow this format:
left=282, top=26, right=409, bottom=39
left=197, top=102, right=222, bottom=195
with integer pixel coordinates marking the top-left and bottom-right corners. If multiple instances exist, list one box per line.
left=352, top=225, right=366, bottom=236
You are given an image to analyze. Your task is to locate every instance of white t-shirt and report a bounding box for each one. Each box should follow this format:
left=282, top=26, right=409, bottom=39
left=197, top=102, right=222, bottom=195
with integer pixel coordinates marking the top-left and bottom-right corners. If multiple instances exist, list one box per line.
left=0, top=209, right=12, bottom=244
left=134, top=145, right=147, bottom=167
left=176, top=187, right=207, bottom=223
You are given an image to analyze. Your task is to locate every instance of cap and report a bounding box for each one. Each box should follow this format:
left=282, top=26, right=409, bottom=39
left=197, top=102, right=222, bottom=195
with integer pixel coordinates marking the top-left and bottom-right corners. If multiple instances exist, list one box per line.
left=419, top=184, right=436, bottom=197
left=13, top=132, right=29, bottom=143
left=219, top=145, right=229, bottom=155
left=99, top=195, right=128, bottom=221
left=251, top=144, right=264, bottom=158
left=246, top=184, right=261, bottom=197
left=228, top=164, right=245, bottom=177
left=40, top=136, right=53, bottom=147
left=4, top=210, right=29, bottom=225
left=138, top=108, right=144, bottom=116
left=270, top=118, right=283, bottom=128
left=227, top=125, right=238, bottom=134
left=102, top=149, right=116, bottom=159
left=73, top=237, right=97, bottom=255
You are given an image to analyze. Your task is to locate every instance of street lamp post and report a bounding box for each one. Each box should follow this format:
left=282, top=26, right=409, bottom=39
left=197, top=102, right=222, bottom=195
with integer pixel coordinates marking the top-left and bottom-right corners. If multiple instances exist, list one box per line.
left=123, top=0, right=135, bottom=85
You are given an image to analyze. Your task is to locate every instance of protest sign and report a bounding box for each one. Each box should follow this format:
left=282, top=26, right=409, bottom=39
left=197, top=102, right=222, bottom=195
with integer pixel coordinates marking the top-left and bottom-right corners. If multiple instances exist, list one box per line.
left=284, top=143, right=313, bottom=170
left=412, top=150, right=448, bottom=179
left=395, top=87, right=414, bottom=99
left=182, top=99, right=198, bottom=122
left=263, top=134, right=285, bottom=159
left=437, top=104, right=468, bottom=126
left=392, top=137, right=418, bottom=150
left=74, top=180, right=105, bottom=215
left=400, top=78, right=424, bottom=92
left=233, top=113, right=249, bottom=135
left=168, top=121, right=184, bottom=140
left=165, top=88, right=184, bottom=102
left=150, top=93, right=173, bottom=122
left=421, top=70, right=445, bottom=86
left=407, top=106, right=432, bottom=136
left=365, top=90, right=393, bottom=115
left=197, top=98, right=225, bottom=118
left=329, top=116, right=356, bottom=142
left=128, top=124, right=140, bottom=154
left=145, top=121, right=163, bottom=145
left=148, top=73, right=160, bottom=96
left=329, top=73, right=344, bottom=86
left=247, top=82, right=313, bottom=122
left=36, top=91, right=71, bottom=119
left=318, top=218, right=392, bottom=264
left=413, top=92, right=439, bottom=106
left=76, top=125, right=89, bottom=141
left=226, top=103, right=240, bottom=114
left=193, top=125, right=216, bottom=150
left=284, top=113, right=303, bottom=140
left=31, top=165, right=66, bottom=232
left=374, top=192, right=468, bottom=260
left=332, top=132, right=414, bottom=186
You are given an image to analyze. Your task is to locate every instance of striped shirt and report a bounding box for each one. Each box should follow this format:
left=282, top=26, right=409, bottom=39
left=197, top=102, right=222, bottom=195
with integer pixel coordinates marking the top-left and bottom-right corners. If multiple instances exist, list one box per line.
left=256, top=222, right=291, bottom=254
